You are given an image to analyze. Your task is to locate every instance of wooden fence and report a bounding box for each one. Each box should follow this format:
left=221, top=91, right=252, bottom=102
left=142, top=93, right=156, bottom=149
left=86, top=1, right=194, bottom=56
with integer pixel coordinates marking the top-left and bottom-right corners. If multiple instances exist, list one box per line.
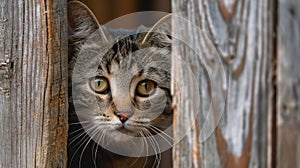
left=173, top=0, right=299, bottom=167
left=0, top=0, right=68, bottom=167
left=0, top=0, right=299, bottom=167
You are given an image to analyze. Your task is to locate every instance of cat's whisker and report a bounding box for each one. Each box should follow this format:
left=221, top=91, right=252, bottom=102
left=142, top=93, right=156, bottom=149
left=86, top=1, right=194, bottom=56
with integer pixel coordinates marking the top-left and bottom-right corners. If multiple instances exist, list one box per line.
left=148, top=133, right=161, bottom=168
left=141, top=128, right=161, bottom=168
left=68, top=121, right=93, bottom=136
left=91, top=139, right=97, bottom=168
left=68, top=123, right=95, bottom=145
left=138, top=129, right=147, bottom=157
left=148, top=128, right=172, bottom=148
left=151, top=123, right=170, bottom=129
left=68, top=127, right=85, bottom=137
left=137, top=129, right=149, bottom=168
left=91, top=139, right=98, bottom=168
left=151, top=132, right=161, bottom=168
left=128, top=152, right=140, bottom=167
left=92, top=129, right=103, bottom=168
left=150, top=125, right=172, bottom=139
left=137, top=127, right=149, bottom=168
left=68, top=130, right=89, bottom=148
left=69, top=125, right=100, bottom=168
left=79, top=127, right=99, bottom=168
left=149, top=125, right=173, bottom=146
left=99, top=129, right=106, bottom=145
left=68, top=133, right=91, bottom=168
left=69, top=124, right=96, bottom=148
left=69, top=120, right=89, bottom=126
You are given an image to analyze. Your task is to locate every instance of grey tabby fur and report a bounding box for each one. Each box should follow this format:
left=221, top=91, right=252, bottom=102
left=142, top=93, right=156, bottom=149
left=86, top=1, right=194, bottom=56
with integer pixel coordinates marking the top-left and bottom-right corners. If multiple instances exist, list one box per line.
left=68, top=1, right=173, bottom=168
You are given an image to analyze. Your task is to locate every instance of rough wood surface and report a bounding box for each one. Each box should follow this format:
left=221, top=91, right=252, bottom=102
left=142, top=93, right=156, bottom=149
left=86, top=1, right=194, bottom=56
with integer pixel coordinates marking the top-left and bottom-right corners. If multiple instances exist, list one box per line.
left=0, top=0, right=68, bottom=167
left=277, top=0, right=300, bottom=167
left=172, top=0, right=275, bottom=167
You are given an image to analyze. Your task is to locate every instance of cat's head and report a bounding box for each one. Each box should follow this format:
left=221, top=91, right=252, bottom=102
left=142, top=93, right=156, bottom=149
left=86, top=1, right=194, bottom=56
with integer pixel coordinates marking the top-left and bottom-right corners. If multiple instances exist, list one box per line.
left=68, top=0, right=173, bottom=148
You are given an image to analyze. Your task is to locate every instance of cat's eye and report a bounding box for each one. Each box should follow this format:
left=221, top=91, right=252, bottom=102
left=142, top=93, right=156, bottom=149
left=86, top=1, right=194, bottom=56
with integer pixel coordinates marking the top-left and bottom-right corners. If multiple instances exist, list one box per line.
left=136, top=80, right=156, bottom=97
left=90, top=76, right=109, bottom=94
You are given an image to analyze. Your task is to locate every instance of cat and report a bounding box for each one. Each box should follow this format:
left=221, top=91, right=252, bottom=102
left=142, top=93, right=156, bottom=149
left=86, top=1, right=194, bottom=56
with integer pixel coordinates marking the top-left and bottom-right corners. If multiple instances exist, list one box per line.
left=67, top=1, right=173, bottom=168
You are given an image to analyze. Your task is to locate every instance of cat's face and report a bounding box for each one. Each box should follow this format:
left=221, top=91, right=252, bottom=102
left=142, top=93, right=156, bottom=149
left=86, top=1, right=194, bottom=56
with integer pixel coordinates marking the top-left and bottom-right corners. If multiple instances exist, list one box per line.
left=68, top=1, right=172, bottom=146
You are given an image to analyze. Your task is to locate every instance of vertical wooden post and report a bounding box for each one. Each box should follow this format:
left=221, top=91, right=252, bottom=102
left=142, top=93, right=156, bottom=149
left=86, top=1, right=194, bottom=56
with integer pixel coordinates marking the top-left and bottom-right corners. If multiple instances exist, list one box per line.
left=172, top=0, right=276, bottom=167
left=277, top=0, right=300, bottom=167
left=0, top=0, right=68, bottom=167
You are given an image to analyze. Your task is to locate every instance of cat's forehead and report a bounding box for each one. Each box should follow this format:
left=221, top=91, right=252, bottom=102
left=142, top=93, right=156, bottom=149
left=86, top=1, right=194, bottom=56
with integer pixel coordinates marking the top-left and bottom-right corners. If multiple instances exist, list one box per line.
left=97, top=33, right=170, bottom=70
left=75, top=30, right=171, bottom=86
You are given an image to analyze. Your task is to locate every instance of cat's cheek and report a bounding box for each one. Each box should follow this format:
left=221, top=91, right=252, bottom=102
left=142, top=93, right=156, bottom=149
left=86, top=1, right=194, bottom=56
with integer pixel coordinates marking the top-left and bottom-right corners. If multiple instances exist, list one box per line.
left=135, top=89, right=167, bottom=110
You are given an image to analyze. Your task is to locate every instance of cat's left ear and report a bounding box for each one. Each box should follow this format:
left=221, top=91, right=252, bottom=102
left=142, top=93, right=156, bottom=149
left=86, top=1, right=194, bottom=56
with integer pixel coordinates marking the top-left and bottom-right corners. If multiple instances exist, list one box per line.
left=141, top=14, right=172, bottom=47
left=68, top=1, right=109, bottom=45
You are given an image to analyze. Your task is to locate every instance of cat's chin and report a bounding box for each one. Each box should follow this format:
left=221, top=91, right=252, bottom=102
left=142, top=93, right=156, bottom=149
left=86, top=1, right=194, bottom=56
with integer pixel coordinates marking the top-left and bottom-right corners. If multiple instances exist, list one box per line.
left=103, top=128, right=138, bottom=143
left=97, top=129, right=148, bottom=156
left=116, top=127, right=136, bottom=135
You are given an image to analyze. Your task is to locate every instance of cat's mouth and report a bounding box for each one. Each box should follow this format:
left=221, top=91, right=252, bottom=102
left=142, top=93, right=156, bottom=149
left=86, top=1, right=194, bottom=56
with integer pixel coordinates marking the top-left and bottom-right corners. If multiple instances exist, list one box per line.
left=115, top=124, right=139, bottom=136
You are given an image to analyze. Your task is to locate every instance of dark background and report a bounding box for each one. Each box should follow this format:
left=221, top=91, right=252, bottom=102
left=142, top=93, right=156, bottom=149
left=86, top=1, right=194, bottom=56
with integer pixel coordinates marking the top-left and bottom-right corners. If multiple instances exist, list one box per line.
left=79, top=0, right=171, bottom=28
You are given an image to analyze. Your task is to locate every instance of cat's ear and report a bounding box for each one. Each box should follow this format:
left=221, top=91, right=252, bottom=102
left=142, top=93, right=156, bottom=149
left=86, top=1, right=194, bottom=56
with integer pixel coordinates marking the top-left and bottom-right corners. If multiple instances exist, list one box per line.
left=141, top=14, right=172, bottom=47
left=68, top=1, right=108, bottom=45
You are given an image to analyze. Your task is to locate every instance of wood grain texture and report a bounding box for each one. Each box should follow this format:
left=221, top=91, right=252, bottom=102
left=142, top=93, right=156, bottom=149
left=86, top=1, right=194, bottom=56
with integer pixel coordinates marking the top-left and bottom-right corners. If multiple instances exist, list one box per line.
left=0, top=0, right=68, bottom=167
left=277, top=0, right=300, bottom=167
left=172, top=0, right=275, bottom=167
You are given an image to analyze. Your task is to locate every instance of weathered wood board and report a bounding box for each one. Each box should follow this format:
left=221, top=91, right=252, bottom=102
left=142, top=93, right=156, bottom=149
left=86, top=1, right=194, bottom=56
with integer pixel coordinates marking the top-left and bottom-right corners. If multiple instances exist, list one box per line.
left=0, top=0, right=68, bottom=167
left=172, top=0, right=276, bottom=167
left=277, top=0, right=300, bottom=168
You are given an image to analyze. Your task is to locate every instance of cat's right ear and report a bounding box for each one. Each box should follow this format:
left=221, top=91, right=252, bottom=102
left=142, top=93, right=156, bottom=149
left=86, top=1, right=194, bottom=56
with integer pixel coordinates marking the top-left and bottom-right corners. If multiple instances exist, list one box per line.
left=68, top=1, right=108, bottom=45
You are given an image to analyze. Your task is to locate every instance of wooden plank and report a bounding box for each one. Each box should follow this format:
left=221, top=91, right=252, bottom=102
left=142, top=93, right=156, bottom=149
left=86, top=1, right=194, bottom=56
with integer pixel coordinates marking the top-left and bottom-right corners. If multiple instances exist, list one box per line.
left=277, top=0, right=300, bottom=167
left=0, top=0, right=68, bottom=167
left=172, top=0, right=275, bottom=167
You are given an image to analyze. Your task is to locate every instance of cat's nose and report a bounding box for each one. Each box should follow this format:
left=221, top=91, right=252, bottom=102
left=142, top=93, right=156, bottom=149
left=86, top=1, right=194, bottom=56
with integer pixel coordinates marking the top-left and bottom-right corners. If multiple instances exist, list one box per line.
left=114, top=111, right=130, bottom=123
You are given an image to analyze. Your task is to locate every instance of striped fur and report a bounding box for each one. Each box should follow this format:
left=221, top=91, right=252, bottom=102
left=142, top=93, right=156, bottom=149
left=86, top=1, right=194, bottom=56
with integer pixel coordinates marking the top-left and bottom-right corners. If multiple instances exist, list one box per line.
left=68, top=1, right=172, bottom=168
